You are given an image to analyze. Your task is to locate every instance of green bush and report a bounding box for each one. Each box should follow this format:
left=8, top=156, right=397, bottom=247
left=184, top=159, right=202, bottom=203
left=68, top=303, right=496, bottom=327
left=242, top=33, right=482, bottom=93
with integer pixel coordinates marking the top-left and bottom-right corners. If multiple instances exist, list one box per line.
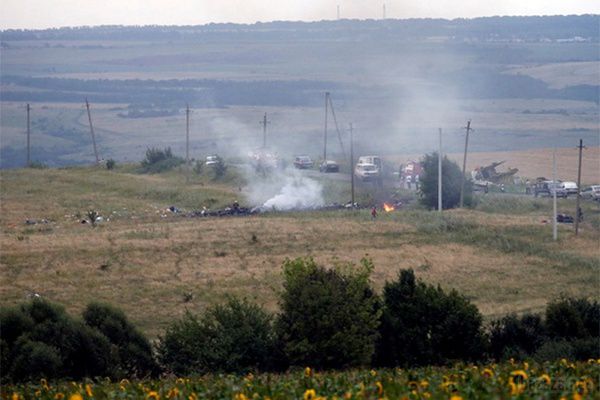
left=419, top=152, right=472, bottom=209
left=140, top=147, right=184, bottom=173
left=105, top=158, right=116, bottom=170
left=488, top=313, right=546, bottom=360
left=275, top=257, right=380, bottom=369
left=546, top=297, right=600, bottom=340
left=157, top=297, right=277, bottom=375
left=0, top=298, right=114, bottom=382
left=83, top=302, right=159, bottom=377
left=375, top=269, right=484, bottom=367
left=212, top=155, right=227, bottom=180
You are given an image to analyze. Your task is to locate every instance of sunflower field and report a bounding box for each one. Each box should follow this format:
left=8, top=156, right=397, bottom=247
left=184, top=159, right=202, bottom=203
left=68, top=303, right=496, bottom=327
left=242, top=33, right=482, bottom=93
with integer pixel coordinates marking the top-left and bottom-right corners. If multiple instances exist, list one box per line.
left=3, top=359, right=598, bottom=400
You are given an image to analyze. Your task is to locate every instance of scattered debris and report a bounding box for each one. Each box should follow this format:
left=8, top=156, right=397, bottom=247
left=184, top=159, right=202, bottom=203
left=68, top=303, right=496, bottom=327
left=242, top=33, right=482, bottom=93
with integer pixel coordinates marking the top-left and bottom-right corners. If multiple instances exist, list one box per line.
left=24, top=219, right=49, bottom=225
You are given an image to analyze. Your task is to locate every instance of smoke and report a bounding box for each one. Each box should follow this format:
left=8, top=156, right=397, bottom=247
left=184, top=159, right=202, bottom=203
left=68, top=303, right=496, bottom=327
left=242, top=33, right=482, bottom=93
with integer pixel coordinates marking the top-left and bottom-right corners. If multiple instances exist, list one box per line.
left=244, top=167, right=325, bottom=210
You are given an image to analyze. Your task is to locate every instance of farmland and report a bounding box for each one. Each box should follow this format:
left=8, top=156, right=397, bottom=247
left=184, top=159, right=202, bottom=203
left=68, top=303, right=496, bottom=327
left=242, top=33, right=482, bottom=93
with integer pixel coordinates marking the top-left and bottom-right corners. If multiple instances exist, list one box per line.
left=1, top=165, right=598, bottom=339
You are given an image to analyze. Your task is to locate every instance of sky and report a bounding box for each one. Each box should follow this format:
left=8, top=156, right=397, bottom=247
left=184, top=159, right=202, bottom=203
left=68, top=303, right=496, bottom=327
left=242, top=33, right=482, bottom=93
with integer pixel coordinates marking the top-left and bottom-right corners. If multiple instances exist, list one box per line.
left=1, top=0, right=598, bottom=29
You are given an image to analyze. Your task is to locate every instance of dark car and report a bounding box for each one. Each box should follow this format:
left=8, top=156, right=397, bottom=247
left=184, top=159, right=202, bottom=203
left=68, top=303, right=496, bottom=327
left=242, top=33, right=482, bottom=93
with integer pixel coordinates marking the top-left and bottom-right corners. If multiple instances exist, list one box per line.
left=320, top=160, right=339, bottom=173
left=293, top=155, right=314, bottom=169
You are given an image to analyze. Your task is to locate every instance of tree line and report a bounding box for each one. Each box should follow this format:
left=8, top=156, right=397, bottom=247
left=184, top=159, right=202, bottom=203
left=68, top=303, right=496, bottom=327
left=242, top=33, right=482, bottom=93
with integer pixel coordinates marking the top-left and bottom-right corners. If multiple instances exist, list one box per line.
left=1, top=257, right=598, bottom=382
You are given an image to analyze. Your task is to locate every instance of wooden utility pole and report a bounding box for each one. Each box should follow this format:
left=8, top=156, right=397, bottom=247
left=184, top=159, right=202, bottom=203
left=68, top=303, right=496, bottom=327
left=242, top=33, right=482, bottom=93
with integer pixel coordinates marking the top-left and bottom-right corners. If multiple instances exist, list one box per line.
left=260, top=112, right=270, bottom=148
left=186, top=104, right=190, bottom=182
left=26, top=103, right=31, bottom=167
left=85, top=98, right=100, bottom=164
left=574, top=139, right=585, bottom=235
left=349, top=123, right=355, bottom=206
left=553, top=147, right=558, bottom=241
left=323, top=92, right=329, bottom=161
left=327, top=94, right=346, bottom=159
left=459, top=120, right=473, bottom=208
left=438, top=128, right=442, bottom=213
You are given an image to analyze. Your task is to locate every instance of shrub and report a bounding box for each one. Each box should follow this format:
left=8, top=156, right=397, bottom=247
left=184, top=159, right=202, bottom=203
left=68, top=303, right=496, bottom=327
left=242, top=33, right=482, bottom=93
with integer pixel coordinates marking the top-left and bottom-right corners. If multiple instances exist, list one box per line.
left=141, top=147, right=184, bottom=173
left=106, top=158, right=116, bottom=170
left=374, top=269, right=484, bottom=367
left=0, top=298, right=114, bottom=381
left=83, top=302, right=158, bottom=377
left=489, top=313, right=546, bottom=360
left=546, top=297, right=600, bottom=340
left=275, top=257, right=380, bottom=369
left=158, top=297, right=277, bottom=375
left=212, top=155, right=227, bottom=180
left=193, top=160, right=204, bottom=175
left=419, top=152, right=472, bottom=209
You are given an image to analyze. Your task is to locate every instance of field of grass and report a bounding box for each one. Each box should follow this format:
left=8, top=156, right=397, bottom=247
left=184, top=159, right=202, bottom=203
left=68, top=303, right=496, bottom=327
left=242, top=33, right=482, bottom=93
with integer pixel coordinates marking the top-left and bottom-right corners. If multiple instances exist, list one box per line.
left=2, top=360, right=598, bottom=399
left=1, top=166, right=598, bottom=339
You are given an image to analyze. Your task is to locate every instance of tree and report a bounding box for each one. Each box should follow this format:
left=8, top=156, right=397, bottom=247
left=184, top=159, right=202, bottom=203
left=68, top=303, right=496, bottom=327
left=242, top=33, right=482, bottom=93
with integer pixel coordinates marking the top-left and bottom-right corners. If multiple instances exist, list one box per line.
left=276, top=257, right=380, bottom=369
left=212, top=155, right=227, bottom=180
left=419, top=152, right=472, bottom=209
left=374, top=269, right=484, bottom=367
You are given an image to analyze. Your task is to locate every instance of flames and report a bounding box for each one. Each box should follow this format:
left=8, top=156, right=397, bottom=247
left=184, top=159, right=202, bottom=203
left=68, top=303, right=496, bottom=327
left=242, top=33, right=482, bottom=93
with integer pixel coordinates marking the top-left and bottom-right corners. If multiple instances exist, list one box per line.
left=383, top=203, right=395, bottom=212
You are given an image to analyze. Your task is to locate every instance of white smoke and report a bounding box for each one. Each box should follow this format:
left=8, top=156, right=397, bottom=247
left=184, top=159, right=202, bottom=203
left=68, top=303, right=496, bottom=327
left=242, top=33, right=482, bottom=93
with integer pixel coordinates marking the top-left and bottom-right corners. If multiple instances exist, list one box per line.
left=262, top=173, right=324, bottom=210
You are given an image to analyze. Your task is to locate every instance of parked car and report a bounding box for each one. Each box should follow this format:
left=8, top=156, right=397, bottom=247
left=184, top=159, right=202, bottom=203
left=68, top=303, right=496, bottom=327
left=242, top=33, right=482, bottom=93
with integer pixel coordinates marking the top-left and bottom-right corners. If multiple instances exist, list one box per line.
left=581, top=185, right=600, bottom=201
left=320, top=160, right=339, bottom=173
left=293, top=155, right=314, bottom=169
left=534, top=181, right=567, bottom=198
left=562, top=181, right=578, bottom=196
left=354, top=163, right=379, bottom=181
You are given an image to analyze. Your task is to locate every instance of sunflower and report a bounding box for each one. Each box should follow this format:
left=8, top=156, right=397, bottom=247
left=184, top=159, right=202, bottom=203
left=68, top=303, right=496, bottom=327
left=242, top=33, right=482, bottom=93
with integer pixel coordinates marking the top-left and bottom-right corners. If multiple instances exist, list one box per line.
left=304, top=389, right=317, bottom=400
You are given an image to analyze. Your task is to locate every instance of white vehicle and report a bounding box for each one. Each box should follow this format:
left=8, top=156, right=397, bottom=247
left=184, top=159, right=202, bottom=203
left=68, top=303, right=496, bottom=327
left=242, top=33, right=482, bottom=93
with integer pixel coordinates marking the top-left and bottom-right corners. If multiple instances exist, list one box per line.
left=581, top=185, right=600, bottom=201
left=355, top=163, right=379, bottom=181
left=561, top=181, right=578, bottom=196
left=205, top=155, right=219, bottom=165
left=355, top=156, right=382, bottom=181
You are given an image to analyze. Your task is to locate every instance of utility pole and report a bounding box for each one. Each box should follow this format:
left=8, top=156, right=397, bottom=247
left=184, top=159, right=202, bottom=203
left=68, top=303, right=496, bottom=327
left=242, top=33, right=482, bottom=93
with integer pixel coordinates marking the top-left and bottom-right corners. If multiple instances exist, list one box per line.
left=553, top=147, right=558, bottom=241
left=327, top=94, right=346, bottom=158
left=26, top=103, right=31, bottom=167
left=186, top=104, right=190, bottom=183
left=383, top=3, right=386, bottom=19
left=574, top=139, right=585, bottom=235
left=438, top=128, right=442, bottom=213
left=459, top=120, right=473, bottom=208
left=85, top=98, right=100, bottom=164
left=323, top=92, right=329, bottom=161
left=349, top=123, right=355, bottom=207
left=260, top=112, right=270, bottom=148
left=337, top=5, right=340, bottom=20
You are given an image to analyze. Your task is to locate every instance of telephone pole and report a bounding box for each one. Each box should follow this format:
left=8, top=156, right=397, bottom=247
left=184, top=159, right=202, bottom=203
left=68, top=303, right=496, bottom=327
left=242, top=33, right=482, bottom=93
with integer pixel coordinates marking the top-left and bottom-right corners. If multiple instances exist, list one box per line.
left=438, top=128, right=442, bottom=213
left=459, top=120, right=473, bottom=208
left=553, top=147, right=558, bottom=241
left=260, top=112, right=270, bottom=148
left=349, top=123, right=355, bottom=206
left=574, top=139, right=585, bottom=235
left=186, top=104, right=190, bottom=182
left=26, top=103, right=31, bottom=167
left=85, top=98, right=100, bottom=164
left=323, top=92, right=329, bottom=161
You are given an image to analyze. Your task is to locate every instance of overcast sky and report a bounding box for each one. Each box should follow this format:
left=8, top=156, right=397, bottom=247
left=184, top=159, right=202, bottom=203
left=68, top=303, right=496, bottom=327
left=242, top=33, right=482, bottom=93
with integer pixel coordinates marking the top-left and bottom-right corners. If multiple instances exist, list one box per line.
left=1, top=0, right=598, bottom=29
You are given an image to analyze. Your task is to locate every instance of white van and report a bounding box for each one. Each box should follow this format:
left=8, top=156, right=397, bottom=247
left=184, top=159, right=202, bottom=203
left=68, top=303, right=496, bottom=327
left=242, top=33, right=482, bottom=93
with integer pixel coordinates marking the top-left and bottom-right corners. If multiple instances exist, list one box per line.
left=561, top=181, right=578, bottom=196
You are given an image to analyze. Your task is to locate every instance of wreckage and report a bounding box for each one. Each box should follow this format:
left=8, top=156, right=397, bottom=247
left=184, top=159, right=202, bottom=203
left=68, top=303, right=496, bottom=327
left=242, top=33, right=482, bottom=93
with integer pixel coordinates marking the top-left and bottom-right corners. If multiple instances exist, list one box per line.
left=471, top=161, right=518, bottom=190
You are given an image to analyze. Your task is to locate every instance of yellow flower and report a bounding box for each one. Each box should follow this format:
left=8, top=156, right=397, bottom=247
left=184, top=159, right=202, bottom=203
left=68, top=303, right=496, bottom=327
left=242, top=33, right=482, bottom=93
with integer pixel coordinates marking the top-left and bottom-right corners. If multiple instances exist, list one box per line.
left=85, top=384, right=93, bottom=397
left=147, top=391, right=160, bottom=400
left=523, top=361, right=529, bottom=370
left=344, top=392, right=352, bottom=399
left=167, top=388, right=179, bottom=399
left=304, top=389, right=317, bottom=400
left=234, top=394, right=249, bottom=400
left=304, top=367, right=312, bottom=377
left=572, top=394, right=583, bottom=400
left=11, top=393, right=21, bottom=400
left=69, top=394, right=83, bottom=400
left=539, top=374, right=551, bottom=385
left=376, top=381, right=383, bottom=396
left=440, top=381, right=458, bottom=393
left=510, top=370, right=528, bottom=383
left=35, top=390, right=41, bottom=397
left=370, top=370, right=377, bottom=377
left=420, top=380, right=429, bottom=389
left=55, top=394, right=65, bottom=400
left=408, top=381, right=419, bottom=391
left=482, top=368, right=494, bottom=378
left=450, top=396, right=463, bottom=400
left=573, top=381, right=588, bottom=395
left=176, top=378, right=185, bottom=385
left=120, top=379, right=130, bottom=386
left=188, top=393, right=198, bottom=400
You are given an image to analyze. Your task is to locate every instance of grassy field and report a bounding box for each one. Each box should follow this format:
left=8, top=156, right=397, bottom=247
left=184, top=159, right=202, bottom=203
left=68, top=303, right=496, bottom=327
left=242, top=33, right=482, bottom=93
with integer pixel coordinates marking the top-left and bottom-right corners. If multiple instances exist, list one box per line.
left=1, top=166, right=598, bottom=339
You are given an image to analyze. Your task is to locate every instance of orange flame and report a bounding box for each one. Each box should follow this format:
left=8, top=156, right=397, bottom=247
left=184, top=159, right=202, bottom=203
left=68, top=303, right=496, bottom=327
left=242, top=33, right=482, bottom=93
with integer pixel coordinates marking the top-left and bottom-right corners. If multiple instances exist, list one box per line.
left=383, top=203, right=395, bottom=212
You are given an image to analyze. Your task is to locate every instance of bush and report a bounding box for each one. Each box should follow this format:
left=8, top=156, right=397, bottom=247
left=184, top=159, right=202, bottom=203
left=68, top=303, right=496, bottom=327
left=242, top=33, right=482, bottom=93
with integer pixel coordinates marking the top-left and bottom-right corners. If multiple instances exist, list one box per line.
left=106, top=158, right=116, bottom=170
left=276, top=257, right=380, bottom=369
left=0, top=298, right=114, bottom=382
left=158, top=297, right=277, bottom=375
left=489, top=313, right=546, bottom=360
left=212, top=155, right=227, bottom=180
left=83, top=302, right=158, bottom=377
left=193, top=160, right=204, bottom=175
left=546, top=297, right=600, bottom=340
left=419, top=152, right=472, bottom=209
left=141, top=147, right=184, bottom=173
left=375, top=269, right=484, bottom=367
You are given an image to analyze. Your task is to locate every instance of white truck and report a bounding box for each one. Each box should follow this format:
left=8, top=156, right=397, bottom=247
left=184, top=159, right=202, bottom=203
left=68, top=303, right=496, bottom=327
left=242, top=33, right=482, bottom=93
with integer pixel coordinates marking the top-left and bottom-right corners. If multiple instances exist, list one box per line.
left=355, top=156, right=382, bottom=181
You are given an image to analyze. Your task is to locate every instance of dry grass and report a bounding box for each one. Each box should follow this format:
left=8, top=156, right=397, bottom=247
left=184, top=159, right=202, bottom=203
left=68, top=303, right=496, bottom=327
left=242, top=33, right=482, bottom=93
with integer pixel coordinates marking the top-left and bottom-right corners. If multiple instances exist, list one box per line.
left=1, top=167, right=598, bottom=338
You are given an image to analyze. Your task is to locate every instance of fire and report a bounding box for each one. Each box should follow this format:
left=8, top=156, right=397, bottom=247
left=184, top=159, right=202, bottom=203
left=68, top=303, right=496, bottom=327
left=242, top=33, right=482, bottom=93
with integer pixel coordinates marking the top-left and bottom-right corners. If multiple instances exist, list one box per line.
left=383, top=203, right=395, bottom=212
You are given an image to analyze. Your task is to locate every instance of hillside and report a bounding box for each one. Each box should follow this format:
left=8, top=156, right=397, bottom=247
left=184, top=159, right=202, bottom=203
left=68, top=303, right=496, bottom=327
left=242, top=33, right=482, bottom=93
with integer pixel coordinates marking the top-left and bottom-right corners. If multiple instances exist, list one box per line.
left=1, top=165, right=598, bottom=338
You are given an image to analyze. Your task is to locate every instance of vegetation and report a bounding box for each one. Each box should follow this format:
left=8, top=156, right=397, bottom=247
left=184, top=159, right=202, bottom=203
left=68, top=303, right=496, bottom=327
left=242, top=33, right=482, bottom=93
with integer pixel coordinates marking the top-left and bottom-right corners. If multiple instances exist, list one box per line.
left=419, top=152, right=472, bottom=209
left=2, top=361, right=598, bottom=399
left=141, top=147, right=184, bottom=173
left=276, top=258, right=380, bottom=369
